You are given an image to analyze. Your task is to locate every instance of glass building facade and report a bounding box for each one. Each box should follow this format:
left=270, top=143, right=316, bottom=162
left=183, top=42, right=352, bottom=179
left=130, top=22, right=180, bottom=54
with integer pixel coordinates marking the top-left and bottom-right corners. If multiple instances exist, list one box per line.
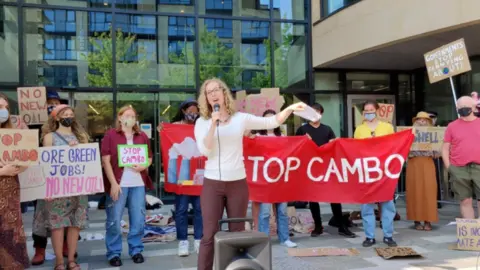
left=0, top=0, right=311, bottom=200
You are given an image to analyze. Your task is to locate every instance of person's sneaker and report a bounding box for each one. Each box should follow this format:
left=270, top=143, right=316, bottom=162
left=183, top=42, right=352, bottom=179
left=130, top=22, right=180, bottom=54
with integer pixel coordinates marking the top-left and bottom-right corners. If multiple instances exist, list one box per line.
left=362, top=238, right=376, bottom=247
left=383, top=237, right=397, bottom=247
left=310, top=226, right=324, bottom=237
left=280, top=240, right=297, bottom=248
left=132, top=253, right=145, bottom=264
left=194, top=240, right=201, bottom=254
left=178, top=240, right=190, bottom=257
left=338, top=226, right=357, bottom=238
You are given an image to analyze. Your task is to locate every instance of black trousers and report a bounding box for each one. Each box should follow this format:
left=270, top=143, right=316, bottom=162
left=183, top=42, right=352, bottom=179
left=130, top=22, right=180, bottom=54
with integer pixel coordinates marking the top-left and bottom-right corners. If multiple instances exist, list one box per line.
left=309, top=202, right=343, bottom=228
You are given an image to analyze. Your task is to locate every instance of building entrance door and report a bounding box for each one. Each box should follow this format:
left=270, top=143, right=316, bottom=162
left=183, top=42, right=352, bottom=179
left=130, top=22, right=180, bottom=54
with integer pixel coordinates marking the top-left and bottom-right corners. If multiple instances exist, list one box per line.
left=346, top=94, right=396, bottom=137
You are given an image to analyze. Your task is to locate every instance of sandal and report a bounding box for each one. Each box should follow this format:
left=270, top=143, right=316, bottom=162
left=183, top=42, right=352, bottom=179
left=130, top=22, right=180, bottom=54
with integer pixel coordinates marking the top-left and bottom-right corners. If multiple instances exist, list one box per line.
left=414, top=222, right=424, bottom=230
left=54, top=264, right=66, bottom=270
left=424, top=222, right=432, bottom=231
left=67, top=262, right=81, bottom=270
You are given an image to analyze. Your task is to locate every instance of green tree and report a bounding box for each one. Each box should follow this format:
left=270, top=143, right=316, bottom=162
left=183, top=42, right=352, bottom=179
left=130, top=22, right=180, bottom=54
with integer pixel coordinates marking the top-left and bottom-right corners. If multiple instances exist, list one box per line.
left=81, top=30, right=153, bottom=135
left=251, top=23, right=293, bottom=89
left=164, top=26, right=244, bottom=88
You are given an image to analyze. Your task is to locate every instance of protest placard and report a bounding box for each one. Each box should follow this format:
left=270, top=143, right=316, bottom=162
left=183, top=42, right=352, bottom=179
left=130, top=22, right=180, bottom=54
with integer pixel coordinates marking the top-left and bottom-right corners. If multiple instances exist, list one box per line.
left=17, top=86, right=48, bottom=125
left=0, top=129, right=39, bottom=166
left=397, top=126, right=445, bottom=152
left=18, top=165, right=46, bottom=202
left=39, top=143, right=104, bottom=199
left=456, top=218, right=480, bottom=251
left=10, top=115, right=28, bottom=129
left=377, top=103, right=395, bottom=123
left=235, top=88, right=285, bottom=116
left=118, top=144, right=149, bottom=167
left=424, top=38, right=471, bottom=84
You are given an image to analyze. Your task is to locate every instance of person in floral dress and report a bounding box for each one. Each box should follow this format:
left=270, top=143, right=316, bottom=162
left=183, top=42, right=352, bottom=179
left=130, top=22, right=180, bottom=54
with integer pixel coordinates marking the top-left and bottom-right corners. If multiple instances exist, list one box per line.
left=0, top=93, right=30, bottom=270
left=36, top=104, right=89, bottom=270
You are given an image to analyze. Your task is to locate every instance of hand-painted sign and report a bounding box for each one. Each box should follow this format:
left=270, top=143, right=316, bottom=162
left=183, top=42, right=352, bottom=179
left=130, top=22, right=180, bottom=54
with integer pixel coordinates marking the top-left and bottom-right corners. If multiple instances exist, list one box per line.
left=424, top=38, right=471, bottom=84
left=397, top=126, right=446, bottom=152
left=456, top=218, right=480, bottom=251
left=235, top=88, right=285, bottom=116
left=118, top=144, right=149, bottom=167
left=17, top=86, right=48, bottom=125
left=19, top=143, right=104, bottom=200
left=377, top=103, right=395, bottom=123
left=0, top=129, right=39, bottom=166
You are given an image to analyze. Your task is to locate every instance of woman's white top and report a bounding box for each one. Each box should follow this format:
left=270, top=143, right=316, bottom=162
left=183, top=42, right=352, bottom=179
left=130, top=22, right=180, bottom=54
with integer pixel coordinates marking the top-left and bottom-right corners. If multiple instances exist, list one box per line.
left=194, top=112, right=279, bottom=181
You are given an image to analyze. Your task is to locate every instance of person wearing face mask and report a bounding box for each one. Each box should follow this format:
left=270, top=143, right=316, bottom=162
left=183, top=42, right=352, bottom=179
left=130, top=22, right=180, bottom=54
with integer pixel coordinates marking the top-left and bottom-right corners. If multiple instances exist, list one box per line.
left=158, top=99, right=203, bottom=257
left=442, top=96, right=480, bottom=219
left=101, top=106, right=153, bottom=267
left=31, top=90, right=73, bottom=266
left=35, top=105, right=89, bottom=270
left=295, top=103, right=356, bottom=239
left=354, top=100, right=397, bottom=248
left=0, top=93, right=30, bottom=270
left=405, top=112, right=439, bottom=231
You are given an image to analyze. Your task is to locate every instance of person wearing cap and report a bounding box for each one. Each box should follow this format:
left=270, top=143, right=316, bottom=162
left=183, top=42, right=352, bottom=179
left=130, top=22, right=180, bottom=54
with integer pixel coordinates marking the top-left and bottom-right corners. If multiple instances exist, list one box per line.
left=158, top=99, right=203, bottom=257
left=34, top=104, right=89, bottom=270
left=295, top=103, right=356, bottom=239
left=405, top=112, right=439, bottom=231
left=31, top=90, right=74, bottom=266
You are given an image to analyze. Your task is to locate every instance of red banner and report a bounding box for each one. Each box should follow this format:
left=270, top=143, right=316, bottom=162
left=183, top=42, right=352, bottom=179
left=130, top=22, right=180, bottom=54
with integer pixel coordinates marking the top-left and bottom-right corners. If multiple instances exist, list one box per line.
left=160, top=124, right=414, bottom=203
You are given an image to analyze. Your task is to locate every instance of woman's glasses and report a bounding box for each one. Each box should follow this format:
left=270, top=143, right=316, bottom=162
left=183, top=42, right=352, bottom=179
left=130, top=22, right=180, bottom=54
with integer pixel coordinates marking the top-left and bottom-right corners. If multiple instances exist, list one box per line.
left=206, top=88, right=222, bottom=96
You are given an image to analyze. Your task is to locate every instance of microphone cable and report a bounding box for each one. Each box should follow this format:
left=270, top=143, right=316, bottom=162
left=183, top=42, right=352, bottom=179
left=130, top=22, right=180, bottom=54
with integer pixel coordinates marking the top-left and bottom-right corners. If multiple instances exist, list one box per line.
left=217, top=120, right=221, bottom=182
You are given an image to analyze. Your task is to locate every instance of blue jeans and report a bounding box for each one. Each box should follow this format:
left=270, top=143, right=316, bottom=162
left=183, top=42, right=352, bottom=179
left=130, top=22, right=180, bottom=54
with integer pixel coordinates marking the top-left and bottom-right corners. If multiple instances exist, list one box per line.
left=258, top=203, right=289, bottom=243
left=105, top=187, right=146, bottom=260
left=175, top=195, right=203, bottom=240
left=361, top=200, right=395, bottom=239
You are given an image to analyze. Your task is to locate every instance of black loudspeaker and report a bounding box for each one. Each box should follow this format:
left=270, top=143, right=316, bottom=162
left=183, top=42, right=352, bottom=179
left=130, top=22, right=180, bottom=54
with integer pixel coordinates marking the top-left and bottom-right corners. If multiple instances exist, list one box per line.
left=214, top=218, right=271, bottom=270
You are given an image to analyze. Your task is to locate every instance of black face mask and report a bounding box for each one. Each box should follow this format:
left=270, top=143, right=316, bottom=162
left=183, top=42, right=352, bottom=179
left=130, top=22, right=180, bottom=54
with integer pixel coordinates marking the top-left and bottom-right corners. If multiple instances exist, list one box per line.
left=59, top=117, right=74, bottom=127
left=475, top=112, right=480, bottom=117
left=457, top=107, right=473, bottom=117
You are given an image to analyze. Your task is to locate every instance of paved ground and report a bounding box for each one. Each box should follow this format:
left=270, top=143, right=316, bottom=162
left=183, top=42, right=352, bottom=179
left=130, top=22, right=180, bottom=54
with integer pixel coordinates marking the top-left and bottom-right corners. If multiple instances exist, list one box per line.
left=22, top=200, right=480, bottom=270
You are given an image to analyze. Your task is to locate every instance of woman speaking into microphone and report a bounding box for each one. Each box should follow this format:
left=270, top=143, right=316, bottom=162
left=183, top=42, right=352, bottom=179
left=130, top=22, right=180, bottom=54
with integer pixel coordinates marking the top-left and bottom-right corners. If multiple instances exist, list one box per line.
left=194, top=78, right=305, bottom=270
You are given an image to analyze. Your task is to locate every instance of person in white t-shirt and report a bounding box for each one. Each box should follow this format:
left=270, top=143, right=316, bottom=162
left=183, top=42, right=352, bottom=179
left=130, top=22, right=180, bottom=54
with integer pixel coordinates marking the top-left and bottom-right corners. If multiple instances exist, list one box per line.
left=194, top=78, right=305, bottom=270
left=255, top=109, right=297, bottom=248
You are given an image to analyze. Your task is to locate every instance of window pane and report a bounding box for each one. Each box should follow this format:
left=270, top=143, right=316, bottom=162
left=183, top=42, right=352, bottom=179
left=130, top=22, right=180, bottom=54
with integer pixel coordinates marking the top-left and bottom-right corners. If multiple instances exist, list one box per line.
left=115, top=14, right=157, bottom=88
left=158, top=0, right=194, bottom=13
left=315, top=72, right=339, bottom=90
left=25, top=0, right=112, bottom=8
left=158, top=15, right=196, bottom=88
left=198, top=19, right=270, bottom=90
left=322, top=0, right=358, bottom=17
left=273, top=0, right=306, bottom=20
left=24, top=9, right=113, bottom=87
left=200, top=0, right=269, bottom=18
left=0, top=7, right=19, bottom=85
left=115, top=0, right=156, bottom=12
left=273, top=23, right=307, bottom=89
left=346, top=73, right=390, bottom=91
left=423, top=73, right=455, bottom=126
left=315, top=94, right=343, bottom=137
left=73, top=92, right=114, bottom=139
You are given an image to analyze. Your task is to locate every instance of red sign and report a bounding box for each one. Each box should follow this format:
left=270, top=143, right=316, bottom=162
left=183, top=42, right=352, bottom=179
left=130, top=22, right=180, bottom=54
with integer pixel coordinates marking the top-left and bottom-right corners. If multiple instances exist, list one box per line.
left=160, top=124, right=414, bottom=203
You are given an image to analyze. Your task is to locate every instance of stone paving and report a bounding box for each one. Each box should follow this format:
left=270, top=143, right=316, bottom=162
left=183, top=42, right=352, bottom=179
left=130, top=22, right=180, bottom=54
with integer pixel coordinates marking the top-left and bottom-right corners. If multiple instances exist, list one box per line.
left=23, top=200, right=480, bottom=270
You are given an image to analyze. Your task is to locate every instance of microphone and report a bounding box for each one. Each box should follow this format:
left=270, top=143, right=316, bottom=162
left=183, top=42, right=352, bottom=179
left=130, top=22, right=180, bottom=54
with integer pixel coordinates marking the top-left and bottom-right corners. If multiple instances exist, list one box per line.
left=213, top=104, right=220, bottom=125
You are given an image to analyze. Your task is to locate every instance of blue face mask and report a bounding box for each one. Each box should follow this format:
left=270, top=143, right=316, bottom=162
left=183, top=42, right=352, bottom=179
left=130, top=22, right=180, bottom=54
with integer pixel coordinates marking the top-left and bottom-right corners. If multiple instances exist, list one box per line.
left=0, top=109, right=9, bottom=123
left=364, top=113, right=376, bottom=121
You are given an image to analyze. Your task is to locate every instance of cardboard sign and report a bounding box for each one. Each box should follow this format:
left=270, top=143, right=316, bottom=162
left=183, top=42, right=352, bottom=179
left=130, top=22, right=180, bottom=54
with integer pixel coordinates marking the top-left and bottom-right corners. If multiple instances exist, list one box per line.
left=118, top=144, right=149, bottom=167
left=456, top=218, right=480, bottom=251
left=377, top=103, right=395, bottom=123
left=10, top=115, right=29, bottom=129
left=288, top=248, right=359, bottom=257
left=17, top=87, right=48, bottom=125
left=235, top=88, right=285, bottom=116
left=18, top=165, right=46, bottom=202
left=375, top=247, right=423, bottom=260
left=19, top=143, right=104, bottom=200
left=397, top=126, right=446, bottom=152
left=424, top=38, right=471, bottom=84
left=0, top=129, right=39, bottom=166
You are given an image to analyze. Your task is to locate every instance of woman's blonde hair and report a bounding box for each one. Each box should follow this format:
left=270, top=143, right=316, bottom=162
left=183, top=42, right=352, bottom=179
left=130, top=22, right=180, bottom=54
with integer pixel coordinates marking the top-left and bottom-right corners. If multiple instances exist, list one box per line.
left=41, top=107, right=89, bottom=143
left=0, top=93, right=12, bottom=129
left=115, top=105, right=140, bottom=134
left=198, top=78, right=236, bottom=119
